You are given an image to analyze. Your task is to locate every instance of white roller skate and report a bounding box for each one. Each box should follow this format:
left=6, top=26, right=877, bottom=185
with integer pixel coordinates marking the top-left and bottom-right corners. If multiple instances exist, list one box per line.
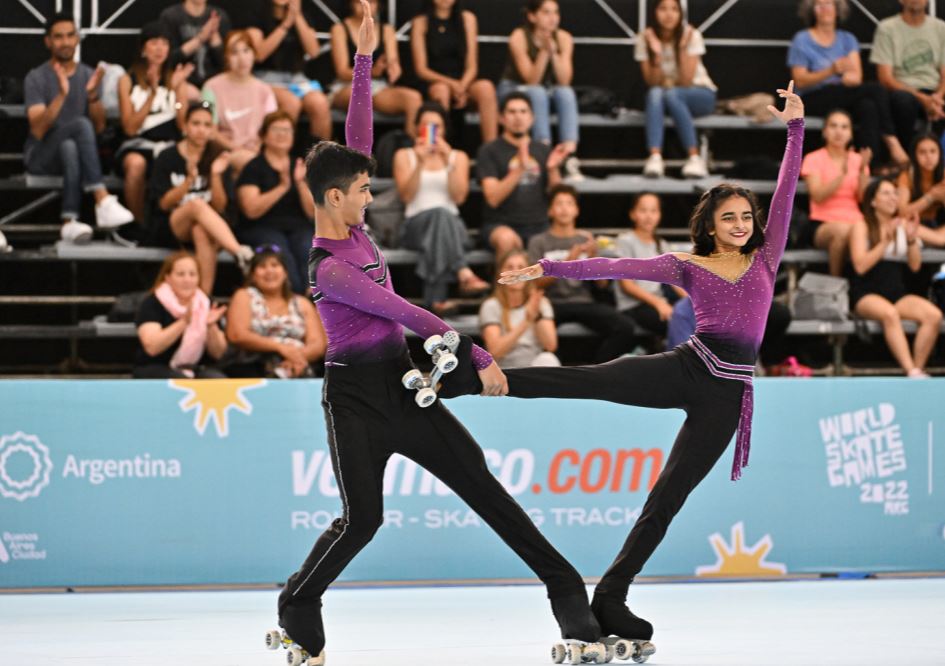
left=402, top=331, right=461, bottom=407
left=550, top=639, right=612, bottom=664
left=265, top=628, right=325, bottom=665
left=601, top=636, right=655, bottom=663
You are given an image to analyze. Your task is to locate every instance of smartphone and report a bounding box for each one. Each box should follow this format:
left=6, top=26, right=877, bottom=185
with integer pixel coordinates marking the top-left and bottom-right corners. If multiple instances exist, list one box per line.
left=421, top=122, right=438, bottom=148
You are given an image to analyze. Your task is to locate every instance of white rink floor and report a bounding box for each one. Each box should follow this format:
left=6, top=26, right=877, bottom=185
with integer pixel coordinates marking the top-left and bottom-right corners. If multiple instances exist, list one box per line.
left=1, top=578, right=944, bottom=665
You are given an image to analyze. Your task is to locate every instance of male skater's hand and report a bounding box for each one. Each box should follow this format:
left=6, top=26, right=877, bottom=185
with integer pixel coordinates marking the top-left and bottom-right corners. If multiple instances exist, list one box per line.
left=478, top=361, right=509, bottom=397
left=356, top=0, right=375, bottom=56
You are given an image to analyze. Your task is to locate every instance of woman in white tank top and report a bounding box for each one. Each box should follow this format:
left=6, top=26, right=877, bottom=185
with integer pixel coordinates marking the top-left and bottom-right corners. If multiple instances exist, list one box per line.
left=393, top=102, right=489, bottom=314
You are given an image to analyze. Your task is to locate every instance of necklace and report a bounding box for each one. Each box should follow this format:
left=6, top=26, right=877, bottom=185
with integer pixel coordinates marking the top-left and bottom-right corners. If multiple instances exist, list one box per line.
left=709, top=250, right=744, bottom=258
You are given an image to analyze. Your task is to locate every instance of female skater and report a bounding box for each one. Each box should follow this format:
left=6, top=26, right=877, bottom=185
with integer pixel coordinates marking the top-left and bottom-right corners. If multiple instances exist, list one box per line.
left=498, top=83, right=804, bottom=643
left=272, top=3, right=600, bottom=663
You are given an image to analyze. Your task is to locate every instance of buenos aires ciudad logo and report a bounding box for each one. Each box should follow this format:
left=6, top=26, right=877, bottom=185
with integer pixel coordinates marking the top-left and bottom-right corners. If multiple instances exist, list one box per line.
left=0, top=432, right=54, bottom=501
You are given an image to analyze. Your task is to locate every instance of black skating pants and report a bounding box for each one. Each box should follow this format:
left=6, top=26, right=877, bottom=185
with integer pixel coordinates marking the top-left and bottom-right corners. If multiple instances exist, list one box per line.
left=279, top=355, right=587, bottom=616
left=505, top=344, right=744, bottom=602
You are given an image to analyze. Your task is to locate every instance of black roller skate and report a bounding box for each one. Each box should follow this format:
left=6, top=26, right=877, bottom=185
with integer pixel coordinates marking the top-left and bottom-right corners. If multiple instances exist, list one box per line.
left=549, top=592, right=610, bottom=664
left=265, top=600, right=326, bottom=665
left=592, top=594, right=656, bottom=663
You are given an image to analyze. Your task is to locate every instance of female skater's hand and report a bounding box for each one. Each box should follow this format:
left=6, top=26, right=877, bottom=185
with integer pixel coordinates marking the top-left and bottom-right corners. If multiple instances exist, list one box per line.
left=356, top=0, right=375, bottom=56
left=498, top=263, right=544, bottom=284
left=478, top=361, right=509, bottom=397
left=766, top=80, right=804, bottom=124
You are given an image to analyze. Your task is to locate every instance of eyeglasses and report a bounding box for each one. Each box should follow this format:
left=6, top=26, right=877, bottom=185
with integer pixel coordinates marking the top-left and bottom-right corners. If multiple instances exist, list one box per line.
left=254, top=244, right=282, bottom=254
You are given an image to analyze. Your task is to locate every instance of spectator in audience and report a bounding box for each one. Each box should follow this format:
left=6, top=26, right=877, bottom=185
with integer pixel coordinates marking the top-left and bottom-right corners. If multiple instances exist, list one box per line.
left=410, top=0, right=498, bottom=143
left=247, top=0, right=332, bottom=142
left=871, top=0, right=945, bottom=149
left=24, top=13, right=135, bottom=244
left=527, top=185, right=640, bottom=362
left=638, top=0, right=715, bottom=179
left=498, top=0, right=581, bottom=179
left=789, top=0, right=910, bottom=167
left=329, top=0, right=424, bottom=136
left=615, top=192, right=686, bottom=337
left=225, top=246, right=326, bottom=377
left=134, top=250, right=228, bottom=378
left=479, top=249, right=560, bottom=368
left=477, top=91, right=569, bottom=258
left=236, top=110, right=315, bottom=294
left=148, top=101, right=253, bottom=294
left=850, top=178, right=941, bottom=378
left=393, top=102, right=489, bottom=315
left=897, top=133, right=945, bottom=229
left=201, top=30, right=278, bottom=174
left=160, top=0, right=231, bottom=88
left=801, top=109, right=870, bottom=275
left=117, top=22, right=193, bottom=227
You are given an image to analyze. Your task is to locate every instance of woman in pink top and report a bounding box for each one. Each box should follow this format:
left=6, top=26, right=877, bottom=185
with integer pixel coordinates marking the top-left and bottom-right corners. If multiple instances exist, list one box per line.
left=201, top=30, right=278, bottom=174
left=801, top=108, right=870, bottom=275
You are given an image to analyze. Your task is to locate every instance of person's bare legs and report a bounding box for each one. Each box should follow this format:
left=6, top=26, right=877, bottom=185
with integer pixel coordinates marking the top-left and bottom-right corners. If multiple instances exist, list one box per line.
left=489, top=225, right=524, bottom=260
left=428, top=82, right=452, bottom=111
left=856, top=294, right=916, bottom=372
left=169, top=199, right=243, bottom=255
left=303, top=90, right=332, bottom=140
left=896, top=295, right=943, bottom=370
left=468, top=79, right=498, bottom=143
left=273, top=85, right=303, bottom=122
left=814, top=222, right=853, bottom=276
left=191, top=224, right=220, bottom=294
left=331, top=85, right=352, bottom=111
left=122, top=152, right=148, bottom=223
left=374, top=86, right=424, bottom=136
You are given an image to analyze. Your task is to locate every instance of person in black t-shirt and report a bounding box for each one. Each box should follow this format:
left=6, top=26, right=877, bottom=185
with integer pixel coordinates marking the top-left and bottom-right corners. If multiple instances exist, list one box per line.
left=410, top=0, right=498, bottom=142
left=159, top=0, right=232, bottom=88
left=477, top=91, right=569, bottom=258
left=134, top=251, right=228, bottom=378
left=236, top=110, right=316, bottom=294
left=247, top=0, right=332, bottom=141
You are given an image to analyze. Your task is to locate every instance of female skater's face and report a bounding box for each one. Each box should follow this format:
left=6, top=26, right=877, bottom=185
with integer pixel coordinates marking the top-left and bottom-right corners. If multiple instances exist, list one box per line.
left=871, top=180, right=899, bottom=218
left=630, top=194, right=662, bottom=234
left=184, top=109, right=213, bottom=147
left=655, top=0, right=682, bottom=32
left=822, top=112, right=852, bottom=148
left=252, top=256, right=288, bottom=294
left=501, top=253, right=529, bottom=291
left=712, top=196, right=754, bottom=250
left=528, top=1, right=560, bottom=34
left=914, top=138, right=941, bottom=173
left=167, top=258, right=200, bottom=300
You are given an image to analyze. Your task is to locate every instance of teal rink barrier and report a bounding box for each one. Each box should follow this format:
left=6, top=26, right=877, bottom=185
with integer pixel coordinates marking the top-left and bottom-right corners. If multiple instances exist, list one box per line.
left=0, top=379, right=942, bottom=587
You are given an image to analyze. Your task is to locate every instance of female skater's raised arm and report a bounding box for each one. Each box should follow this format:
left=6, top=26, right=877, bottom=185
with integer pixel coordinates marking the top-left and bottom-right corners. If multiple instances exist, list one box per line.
left=761, top=81, right=805, bottom=272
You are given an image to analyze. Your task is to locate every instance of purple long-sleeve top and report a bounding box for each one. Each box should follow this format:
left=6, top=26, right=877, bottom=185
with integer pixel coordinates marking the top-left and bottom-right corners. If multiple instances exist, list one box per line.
left=540, top=118, right=804, bottom=358
left=311, top=54, right=493, bottom=370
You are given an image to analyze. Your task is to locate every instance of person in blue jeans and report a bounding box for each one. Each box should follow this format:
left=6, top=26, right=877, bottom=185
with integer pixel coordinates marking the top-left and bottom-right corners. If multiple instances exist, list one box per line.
left=637, top=0, right=716, bottom=180
left=498, top=0, right=582, bottom=181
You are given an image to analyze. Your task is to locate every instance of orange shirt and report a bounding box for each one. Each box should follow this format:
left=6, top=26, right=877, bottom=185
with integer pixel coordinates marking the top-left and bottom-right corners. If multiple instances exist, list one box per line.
left=801, top=148, right=867, bottom=224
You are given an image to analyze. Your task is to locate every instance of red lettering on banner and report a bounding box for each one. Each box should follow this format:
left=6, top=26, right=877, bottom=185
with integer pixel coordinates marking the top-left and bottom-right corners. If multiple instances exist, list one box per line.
left=580, top=449, right=610, bottom=493
left=549, top=449, right=580, bottom=493
left=613, top=449, right=663, bottom=491
left=547, top=448, right=663, bottom=494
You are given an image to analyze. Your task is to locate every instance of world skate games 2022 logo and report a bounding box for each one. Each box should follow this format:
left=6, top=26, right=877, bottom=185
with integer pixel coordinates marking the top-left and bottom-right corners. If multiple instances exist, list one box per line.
left=0, top=432, right=53, bottom=502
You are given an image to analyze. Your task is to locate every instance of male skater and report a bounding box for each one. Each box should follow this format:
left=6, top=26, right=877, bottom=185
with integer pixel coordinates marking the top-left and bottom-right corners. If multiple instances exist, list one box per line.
left=275, top=2, right=600, bottom=660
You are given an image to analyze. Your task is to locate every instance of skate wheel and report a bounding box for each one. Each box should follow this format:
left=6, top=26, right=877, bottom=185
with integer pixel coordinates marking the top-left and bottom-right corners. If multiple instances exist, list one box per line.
left=306, top=649, right=326, bottom=666
left=584, top=642, right=608, bottom=664
left=423, top=334, right=444, bottom=355
left=435, top=352, right=458, bottom=374
left=551, top=643, right=567, bottom=664
left=415, top=387, right=437, bottom=407
left=265, top=629, right=282, bottom=650
left=565, top=643, right=583, bottom=665
left=604, top=644, right=616, bottom=662
left=632, top=641, right=655, bottom=664
left=402, top=368, right=424, bottom=389
left=613, top=639, right=633, bottom=661
left=442, top=330, right=460, bottom=351
left=286, top=647, right=307, bottom=666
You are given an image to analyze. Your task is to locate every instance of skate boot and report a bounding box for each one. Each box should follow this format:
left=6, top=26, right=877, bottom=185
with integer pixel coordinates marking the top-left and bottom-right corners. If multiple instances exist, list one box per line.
left=265, top=600, right=326, bottom=665
left=591, top=594, right=656, bottom=663
left=549, top=592, right=610, bottom=664
left=436, top=334, right=483, bottom=399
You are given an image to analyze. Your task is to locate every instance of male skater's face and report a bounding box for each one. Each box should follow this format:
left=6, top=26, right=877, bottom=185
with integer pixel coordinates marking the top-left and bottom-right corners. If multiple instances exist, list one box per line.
left=501, top=99, right=534, bottom=138
left=336, top=172, right=373, bottom=226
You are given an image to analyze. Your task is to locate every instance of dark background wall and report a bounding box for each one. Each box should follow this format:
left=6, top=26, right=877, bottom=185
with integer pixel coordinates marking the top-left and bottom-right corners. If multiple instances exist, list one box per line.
left=1, top=0, right=936, bottom=107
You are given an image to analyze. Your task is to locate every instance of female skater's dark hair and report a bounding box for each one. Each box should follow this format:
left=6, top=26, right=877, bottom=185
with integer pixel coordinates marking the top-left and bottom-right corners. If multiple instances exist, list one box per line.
left=689, top=184, right=766, bottom=256
left=304, top=142, right=377, bottom=206
left=647, top=0, right=686, bottom=66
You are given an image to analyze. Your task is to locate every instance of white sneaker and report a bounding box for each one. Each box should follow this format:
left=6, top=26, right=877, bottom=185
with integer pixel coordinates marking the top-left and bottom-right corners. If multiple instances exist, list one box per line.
left=563, top=156, right=585, bottom=183
left=235, top=244, right=255, bottom=272
left=643, top=153, right=664, bottom=178
left=907, top=368, right=930, bottom=379
left=681, top=154, right=709, bottom=179
left=0, top=230, right=10, bottom=253
left=61, top=219, right=94, bottom=244
left=95, top=194, right=135, bottom=229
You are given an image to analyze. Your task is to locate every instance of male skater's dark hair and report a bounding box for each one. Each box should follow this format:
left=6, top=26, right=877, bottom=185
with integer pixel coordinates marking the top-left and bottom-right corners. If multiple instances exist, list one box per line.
left=689, top=183, right=766, bottom=256
left=304, top=142, right=377, bottom=206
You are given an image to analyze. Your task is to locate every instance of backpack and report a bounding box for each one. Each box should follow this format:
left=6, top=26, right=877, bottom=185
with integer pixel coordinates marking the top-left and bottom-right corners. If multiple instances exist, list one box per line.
left=365, top=187, right=406, bottom=248
left=792, top=272, right=850, bottom=321
left=374, top=129, right=414, bottom=178
left=574, top=86, right=620, bottom=117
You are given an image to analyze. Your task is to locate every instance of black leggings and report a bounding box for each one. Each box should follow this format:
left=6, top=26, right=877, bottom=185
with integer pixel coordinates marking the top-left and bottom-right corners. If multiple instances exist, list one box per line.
left=505, top=345, right=744, bottom=601
left=279, top=355, right=587, bottom=616
left=802, top=82, right=899, bottom=157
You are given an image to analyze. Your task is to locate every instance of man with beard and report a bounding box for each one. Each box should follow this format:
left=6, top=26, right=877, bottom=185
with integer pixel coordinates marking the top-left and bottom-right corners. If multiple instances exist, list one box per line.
left=24, top=13, right=134, bottom=243
left=477, top=91, right=570, bottom=258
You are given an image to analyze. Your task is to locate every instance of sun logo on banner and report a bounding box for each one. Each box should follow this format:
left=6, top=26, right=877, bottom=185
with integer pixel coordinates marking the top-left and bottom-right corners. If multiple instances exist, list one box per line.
left=169, top=379, right=266, bottom=437
left=695, top=521, right=787, bottom=577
